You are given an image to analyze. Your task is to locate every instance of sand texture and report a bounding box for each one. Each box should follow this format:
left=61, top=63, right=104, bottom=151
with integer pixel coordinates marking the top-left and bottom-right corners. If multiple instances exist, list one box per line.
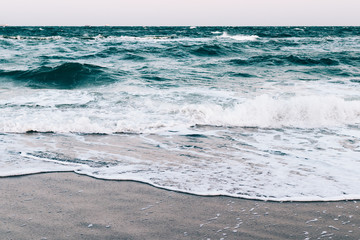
left=0, top=172, right=359, bottom=240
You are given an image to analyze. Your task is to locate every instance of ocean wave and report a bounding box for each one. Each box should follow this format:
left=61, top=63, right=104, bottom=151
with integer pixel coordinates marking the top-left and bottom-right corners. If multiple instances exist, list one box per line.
left=191, top=44, right=228, bottom=56
left=228, top=56, right=284, bottom=66
left=87, top=35, right=177, bottom=42
left=1, top=94, right=359, bottom=134
left=1, top=26, right=360, bottom=42
left=80, top=47, right=129, bottom=59
left=0, top=35, right=63, bottom=41
left=286, top=55, right=339, bottom=66
left=219, top=32, right=259, bottom=41
left=227, top=72, right=256, bottom=78
left=0, top=33, right=260, bottom=44
left=228, top=55, right=341, bottom=67
left=1, top=26, right=360, bottom=202
left=0, top=62, right=118, bottom=89
left=181, top=95, right=360, bottom=128
left=0, top=34, right=178, bottom=42
left=122, top=53, right=147, bottom=61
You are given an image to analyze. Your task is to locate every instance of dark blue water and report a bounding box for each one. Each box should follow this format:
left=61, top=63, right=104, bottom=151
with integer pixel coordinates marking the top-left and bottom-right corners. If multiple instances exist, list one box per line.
left=0, top=26, right=359, bottom=201
left=1, top=26, right=360, bottom=89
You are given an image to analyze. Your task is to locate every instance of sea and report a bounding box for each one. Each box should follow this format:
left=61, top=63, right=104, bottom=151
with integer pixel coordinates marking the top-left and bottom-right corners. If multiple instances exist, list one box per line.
left=0, top=26, right=359, bottom=201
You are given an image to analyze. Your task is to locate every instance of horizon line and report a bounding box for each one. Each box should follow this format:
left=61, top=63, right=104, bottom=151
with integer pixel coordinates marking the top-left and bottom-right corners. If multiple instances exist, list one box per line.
left=1, top=25, right=360, bottom=27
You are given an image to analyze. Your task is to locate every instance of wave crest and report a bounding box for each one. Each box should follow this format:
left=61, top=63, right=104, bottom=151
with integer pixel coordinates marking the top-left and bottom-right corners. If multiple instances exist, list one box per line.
left=220, top=32, right=259, bottom=41
left=182, top=95, right=360, bottom=128
left=191, top=44, right=227, bottom=56
left=0, top=62, right=117, bottom=89
left=228, top=55, right=340, bottom=67
left=1, top=95, right=359, bottom=134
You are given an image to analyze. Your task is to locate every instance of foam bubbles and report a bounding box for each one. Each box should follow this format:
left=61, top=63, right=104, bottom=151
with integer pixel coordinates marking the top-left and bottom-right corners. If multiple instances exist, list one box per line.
left=182, top=95, right=360, bottom=128
left=1, top=91, right=359, bottom=134
left=1, top=128, right=359, bottom=201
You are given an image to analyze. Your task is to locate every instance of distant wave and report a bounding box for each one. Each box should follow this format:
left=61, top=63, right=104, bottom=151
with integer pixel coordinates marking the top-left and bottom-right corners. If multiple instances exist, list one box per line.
left=0, top=33, right=259, bottom=43
left=0, top=34, right=176, bottom=42
left=191, top=44, right=227, bottom=56
left=1, top=26, right=359, bottom=42
left=122, top=53, right=147, bottom=61
left=219, top=32, right=259, bottom=41
left=0, top=35, right=63, bottom=41
left=286, top=55, right=340, bottom=66
left=228, top=55, right=341, bottom=67
left=0, top=62, right=117, bottom=89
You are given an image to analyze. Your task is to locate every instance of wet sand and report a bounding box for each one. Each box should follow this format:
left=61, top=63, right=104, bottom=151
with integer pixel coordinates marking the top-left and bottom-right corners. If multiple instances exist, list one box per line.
left=0, top=172, right=359, bottom=240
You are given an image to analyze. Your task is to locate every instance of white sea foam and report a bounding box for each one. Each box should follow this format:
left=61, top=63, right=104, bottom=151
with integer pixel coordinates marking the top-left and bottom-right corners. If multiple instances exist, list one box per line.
left=219, top=32, right=259, bottom=41
left=107, top=35, right=210, bottom=43
left=0, top=33, right=258, bottom=43
left=1, top=127, right=359, bottom=202
left=0, top=89, right=359, bottom=202
left=1, top=92, right=359, bottom=134
left=114, top=36, right=172, bottom=41
left=181, top=95, right=360, bottom=129
left=0, top=35, right=63, bottom=41
left=0, top=34, right=184, bottom=43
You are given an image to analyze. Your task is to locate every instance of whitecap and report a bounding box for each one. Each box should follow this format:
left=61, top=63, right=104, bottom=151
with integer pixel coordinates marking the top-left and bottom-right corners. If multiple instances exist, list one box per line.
left=219, top=32, right=259, bottom=41
left=180, top=95, right=360, bottom=128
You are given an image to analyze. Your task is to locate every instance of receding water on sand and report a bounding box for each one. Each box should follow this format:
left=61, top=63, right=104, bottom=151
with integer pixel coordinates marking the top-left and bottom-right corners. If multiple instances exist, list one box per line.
left=1, top=127, right=359, bottom=201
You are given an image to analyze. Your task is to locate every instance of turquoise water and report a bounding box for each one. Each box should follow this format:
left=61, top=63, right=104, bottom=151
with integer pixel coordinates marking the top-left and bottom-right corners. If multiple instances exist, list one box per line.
left=0, top=26, right=360, bottom=201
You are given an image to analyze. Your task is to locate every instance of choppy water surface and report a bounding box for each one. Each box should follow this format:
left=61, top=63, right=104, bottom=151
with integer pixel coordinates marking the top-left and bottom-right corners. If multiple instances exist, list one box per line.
left=0, top=26, right=360, bottom=201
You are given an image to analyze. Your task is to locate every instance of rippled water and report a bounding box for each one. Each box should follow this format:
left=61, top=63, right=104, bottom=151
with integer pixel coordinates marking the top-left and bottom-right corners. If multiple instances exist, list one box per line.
left=0, top=26, right=359, bottom=201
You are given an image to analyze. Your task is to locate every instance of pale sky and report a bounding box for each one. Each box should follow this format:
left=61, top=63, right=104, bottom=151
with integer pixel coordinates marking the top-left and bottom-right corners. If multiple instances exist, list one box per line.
left=1, top=0, right=360, bottom=26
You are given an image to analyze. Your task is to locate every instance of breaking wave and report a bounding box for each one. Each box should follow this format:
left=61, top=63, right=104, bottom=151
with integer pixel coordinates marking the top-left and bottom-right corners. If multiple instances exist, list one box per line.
left=182, top=95, right=360, bottom=128
left=219, top=32, right=259, bottom=41
left=1, top=94, right=359, bottom=134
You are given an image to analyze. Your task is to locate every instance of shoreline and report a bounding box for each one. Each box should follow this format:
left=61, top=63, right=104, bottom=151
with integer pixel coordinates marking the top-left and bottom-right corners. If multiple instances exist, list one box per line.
left=2, top=171, right=359, bottom=203
left=1, top=172, right=359, bottom=239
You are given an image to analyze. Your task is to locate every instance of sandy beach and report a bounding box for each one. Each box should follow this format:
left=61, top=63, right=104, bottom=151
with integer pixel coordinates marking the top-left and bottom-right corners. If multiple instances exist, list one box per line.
left=0, top=172, right=358, bottom=240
